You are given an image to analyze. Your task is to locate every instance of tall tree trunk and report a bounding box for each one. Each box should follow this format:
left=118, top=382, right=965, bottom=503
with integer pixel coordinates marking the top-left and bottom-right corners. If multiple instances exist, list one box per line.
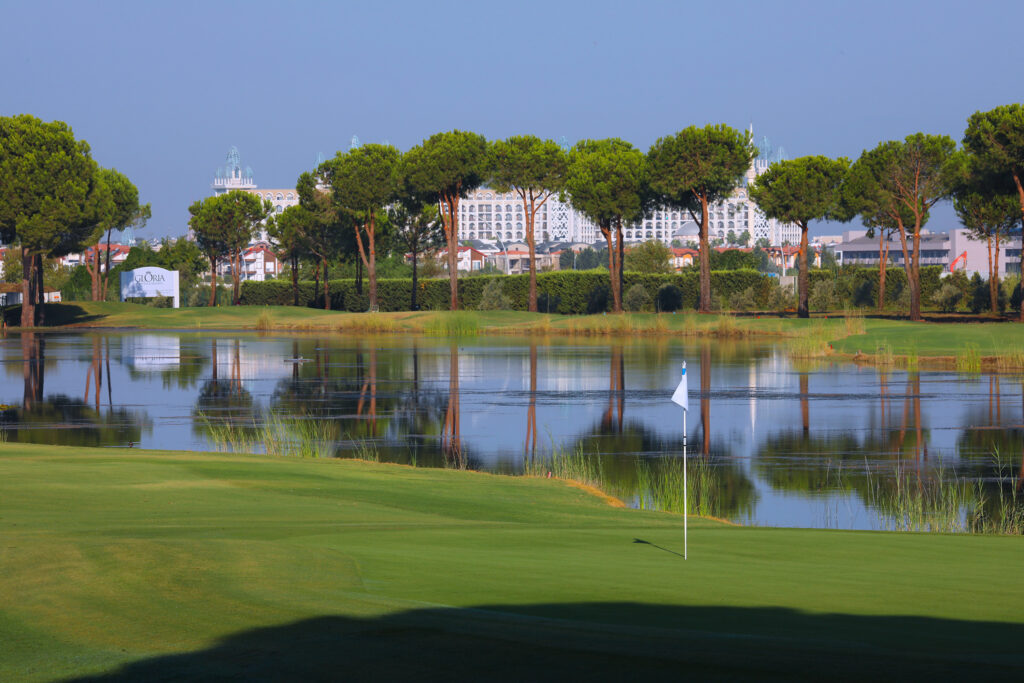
left=988, top=235, right=998, bottom=315
left=102, top=228, right=113, bottom=301
left=442, top=193, right=460, bottom=311
left=697, top=194, right=711, bottom=313
left=232, top=249, right=241, bottom=306
left=526, top=193, right=538, bottom=313
left=34, top=253, right=44, bottom=326
left=322, top=256, right=330, bottom=310
left=878, top=232, right=888, bottom=312
left=368, top=214, right=378, bottom=311
left=616, top=220, right=625, bottom=309
left=208, top=255, right=218, bottom=307
left=312, top=260, right=320, bottom=307
left=20, top=248, right=35, bottom=328
left=797, top=223, right=809, bottom=319
left=895, top=220, right=916, bottom=320
left=909, top=228, right=921, bottom=321
left=411, top=245, right=419, bottom=311
left=355, top=254, right=363, bottom=295
left=89, top=247, right=101, bottom=301
left=291, top=254, right=299, bottom=307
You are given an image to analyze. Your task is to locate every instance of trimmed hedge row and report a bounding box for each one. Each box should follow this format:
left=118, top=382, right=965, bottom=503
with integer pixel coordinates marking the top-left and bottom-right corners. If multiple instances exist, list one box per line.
left=239, top=269, right=777, bottom=313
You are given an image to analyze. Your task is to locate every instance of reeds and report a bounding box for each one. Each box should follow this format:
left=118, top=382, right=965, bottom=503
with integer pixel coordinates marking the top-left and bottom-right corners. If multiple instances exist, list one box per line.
left=994, top=348, right=1024, bottom=371
left=255, top=309, right=273, bottom=331
left=423, top=311, right=480, bottom=337
left=956, top=344, right=981, bottom=373
left=635, top=456, right=725, bottom=518
left=202, top=412, right=335, bottom=458
left=524, top=444, right=604, bottom=489
left=874, top=342, right=895, bottom=366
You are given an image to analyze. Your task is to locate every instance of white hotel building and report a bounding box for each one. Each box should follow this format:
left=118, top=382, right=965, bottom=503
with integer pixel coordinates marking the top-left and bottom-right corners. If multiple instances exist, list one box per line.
left=211, top=146, right=299, bottom=243
left=454, top=136, right=801, bottom=247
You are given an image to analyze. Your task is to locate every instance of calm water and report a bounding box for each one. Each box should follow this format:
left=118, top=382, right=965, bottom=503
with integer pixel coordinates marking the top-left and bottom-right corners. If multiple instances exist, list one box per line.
left=3, top=331, right=1023, bottom=531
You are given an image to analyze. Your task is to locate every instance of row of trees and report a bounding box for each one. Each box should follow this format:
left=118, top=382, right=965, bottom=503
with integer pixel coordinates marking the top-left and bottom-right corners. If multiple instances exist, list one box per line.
left=226, top=104, right=1022, bottom=321
left=0, top=115, right=148, bottom=327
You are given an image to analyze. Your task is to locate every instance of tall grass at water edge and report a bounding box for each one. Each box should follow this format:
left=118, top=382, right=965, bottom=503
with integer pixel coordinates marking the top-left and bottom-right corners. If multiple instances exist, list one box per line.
left=863, top=459, right=1023, bottom=535
left=525, top=446, right=736, bottom=520
left=200, top=412, right=335, bottom=458
left=956, top=344, right=981, bottom=373
left=423, top=311, right=480, bottom=337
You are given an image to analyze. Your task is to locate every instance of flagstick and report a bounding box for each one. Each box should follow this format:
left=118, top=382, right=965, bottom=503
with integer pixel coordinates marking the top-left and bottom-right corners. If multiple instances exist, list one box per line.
left=683, top=402, right=687, bottom=561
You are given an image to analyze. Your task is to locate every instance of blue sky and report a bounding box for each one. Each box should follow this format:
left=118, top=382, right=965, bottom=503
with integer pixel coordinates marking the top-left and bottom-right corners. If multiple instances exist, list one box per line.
left=2, top=0, right=1021, bottom=239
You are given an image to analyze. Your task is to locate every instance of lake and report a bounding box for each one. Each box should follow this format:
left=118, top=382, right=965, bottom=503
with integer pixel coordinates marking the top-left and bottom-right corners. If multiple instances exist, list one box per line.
left=3, top=331, right=1022, bottom=532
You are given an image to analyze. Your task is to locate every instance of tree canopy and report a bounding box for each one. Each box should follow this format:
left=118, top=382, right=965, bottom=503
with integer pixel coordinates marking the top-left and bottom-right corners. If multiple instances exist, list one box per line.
left=489, top=135, right=567, bottom=311
left=398, top=130, right=488, bottom=310
left=565, top=138, right=647, bottom=312
left=963, top=103, right=1024, bottom=220
left=749, top=155, right=849, bottom=317
left=647, top=125, right=756, bottom=312
left=0, top=114, right=100, bottom=325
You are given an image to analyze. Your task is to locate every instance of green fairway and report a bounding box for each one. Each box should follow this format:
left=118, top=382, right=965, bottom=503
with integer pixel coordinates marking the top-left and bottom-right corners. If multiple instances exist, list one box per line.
left=830, top=318, right=1024, bottom=358
left=1, top=444, right=1022, bottom=680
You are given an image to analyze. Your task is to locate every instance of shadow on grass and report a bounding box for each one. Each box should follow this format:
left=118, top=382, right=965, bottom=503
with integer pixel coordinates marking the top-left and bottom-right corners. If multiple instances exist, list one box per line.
left=69, top=603, right=1024, bottom=681
left=3, top=303, right=104, bottom=328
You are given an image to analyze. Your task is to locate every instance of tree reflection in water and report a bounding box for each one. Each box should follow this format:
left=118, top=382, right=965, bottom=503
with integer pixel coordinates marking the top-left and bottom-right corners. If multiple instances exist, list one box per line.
left=533, top=342, right=756, bottom=520
left=192, top=338, right=258, bottom=448
left=0, top=333, right=146, bottom=447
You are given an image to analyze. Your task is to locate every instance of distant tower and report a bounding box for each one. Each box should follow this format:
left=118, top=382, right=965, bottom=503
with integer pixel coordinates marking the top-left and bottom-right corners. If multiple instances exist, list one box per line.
left=212, top=146, right=256, bottom=193
left=559, top=136, right=570, bottom=152
left=315, top=151, right=325, bottom=169
left=350, top=135, right=360, bottom=150
left=122, top=226, right=137, bottom=247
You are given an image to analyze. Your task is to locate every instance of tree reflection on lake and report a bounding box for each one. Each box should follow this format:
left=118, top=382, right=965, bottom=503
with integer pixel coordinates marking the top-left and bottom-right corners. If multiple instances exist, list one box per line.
left=1, top=331, right=1021, bottom=532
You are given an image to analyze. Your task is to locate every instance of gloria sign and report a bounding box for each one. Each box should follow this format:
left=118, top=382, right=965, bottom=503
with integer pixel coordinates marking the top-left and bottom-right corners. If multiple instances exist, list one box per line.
left=120, top=267, right=180, bottom=308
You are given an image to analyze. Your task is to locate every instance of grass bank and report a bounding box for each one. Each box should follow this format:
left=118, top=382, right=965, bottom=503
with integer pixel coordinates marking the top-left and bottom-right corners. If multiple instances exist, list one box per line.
left=1, top=443, right=1022, bottom=680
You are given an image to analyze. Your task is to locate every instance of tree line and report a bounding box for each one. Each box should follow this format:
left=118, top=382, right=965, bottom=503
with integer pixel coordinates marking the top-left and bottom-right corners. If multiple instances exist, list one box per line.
left=3, top=105, right=1023, bottom=325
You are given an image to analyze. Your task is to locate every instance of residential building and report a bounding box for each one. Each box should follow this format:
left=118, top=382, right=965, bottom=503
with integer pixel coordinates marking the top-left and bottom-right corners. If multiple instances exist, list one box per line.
left=834, top=228, right=1022, bottom=277
left=210, top=146, right=299, bottom=243
left=435, top=246, right=487, bottom=272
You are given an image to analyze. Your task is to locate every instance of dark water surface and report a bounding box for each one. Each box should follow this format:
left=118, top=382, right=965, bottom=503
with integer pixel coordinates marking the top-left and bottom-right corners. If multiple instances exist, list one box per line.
left=3, top=331, right=1022, bottom=531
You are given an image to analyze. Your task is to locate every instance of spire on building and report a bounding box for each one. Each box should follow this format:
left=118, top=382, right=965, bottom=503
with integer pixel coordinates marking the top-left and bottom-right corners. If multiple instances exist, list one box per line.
left=350, top=135, right=360, bottom=150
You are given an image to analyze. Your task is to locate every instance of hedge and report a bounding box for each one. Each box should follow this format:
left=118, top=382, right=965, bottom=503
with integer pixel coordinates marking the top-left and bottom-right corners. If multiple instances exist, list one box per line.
left=240, top=269, right=777, bottom=313
left=808, top=266, right=943, bottom=309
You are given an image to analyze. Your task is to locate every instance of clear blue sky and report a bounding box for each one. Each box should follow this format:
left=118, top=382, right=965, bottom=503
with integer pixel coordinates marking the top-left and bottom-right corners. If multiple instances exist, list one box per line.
left=3, top=0, right=1021, bottom=239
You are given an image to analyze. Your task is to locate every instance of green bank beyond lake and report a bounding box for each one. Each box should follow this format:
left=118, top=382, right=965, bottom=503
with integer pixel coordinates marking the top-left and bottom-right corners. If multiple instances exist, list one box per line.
left=1, top=444, right=1022, bottom=680
left=10, top=301, right=1024, bottom=361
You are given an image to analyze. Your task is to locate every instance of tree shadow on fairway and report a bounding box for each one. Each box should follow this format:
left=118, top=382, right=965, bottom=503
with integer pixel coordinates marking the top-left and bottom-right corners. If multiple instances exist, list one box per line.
left=69, top=603, right=1024, bottom=682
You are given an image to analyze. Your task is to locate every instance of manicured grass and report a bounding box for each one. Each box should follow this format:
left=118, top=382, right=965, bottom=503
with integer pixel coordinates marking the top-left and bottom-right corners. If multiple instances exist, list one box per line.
left=830, top=318, right=1024, bottom=359
left=1, top=443, right=1022, bottom=680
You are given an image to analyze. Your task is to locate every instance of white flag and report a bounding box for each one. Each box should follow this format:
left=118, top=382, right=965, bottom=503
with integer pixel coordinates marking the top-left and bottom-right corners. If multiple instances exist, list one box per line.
left=671, top=362, right=688, bottom=412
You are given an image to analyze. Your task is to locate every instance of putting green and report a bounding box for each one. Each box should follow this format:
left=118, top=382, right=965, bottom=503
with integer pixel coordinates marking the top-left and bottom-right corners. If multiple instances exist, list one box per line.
left=1, top=443, right=1022, bottom=680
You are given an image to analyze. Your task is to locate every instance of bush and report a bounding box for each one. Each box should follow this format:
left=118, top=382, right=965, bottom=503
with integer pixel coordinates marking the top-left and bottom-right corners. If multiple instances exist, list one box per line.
left=730, top=286, right=758, bottom=312
left=931, top=282, right=963, bottom=313
left=768, top=281, right=794, bottom=311
left=477, top=279, right=511, bottom=310
left=656, top=284, right=683, bottom=312
left=809, top=279, right=839, bottom=312
left=585, top=282, right=610, bottom=314
left=623, top=284, right=652, bottom=312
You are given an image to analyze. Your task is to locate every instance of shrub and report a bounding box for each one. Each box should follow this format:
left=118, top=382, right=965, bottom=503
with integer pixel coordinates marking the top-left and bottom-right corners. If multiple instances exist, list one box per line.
left=768, top=281, right=794, bottom=311
left=537, top=291, right=561, bottom=313
left=623, top=284, right=652, bottom=312
left=656, top=284, right=683, bottom=312
left=931, top=282, right=963, bottom=313
left=730, top=286, right=758, bottom=312
left=809, top=279, right=839, bottom=312
left=477, top=279, right=511, bottom=310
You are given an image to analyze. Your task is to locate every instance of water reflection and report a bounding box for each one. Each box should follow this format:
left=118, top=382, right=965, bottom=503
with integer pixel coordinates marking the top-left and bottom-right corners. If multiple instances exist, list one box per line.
left=1, top=333, right=147, bottom=446
left=2, top=332, right=1021, bottom=531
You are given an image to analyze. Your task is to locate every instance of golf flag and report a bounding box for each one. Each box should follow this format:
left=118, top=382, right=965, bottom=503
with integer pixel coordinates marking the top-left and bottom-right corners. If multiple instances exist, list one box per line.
left=671, top=362, right=688, bottom=412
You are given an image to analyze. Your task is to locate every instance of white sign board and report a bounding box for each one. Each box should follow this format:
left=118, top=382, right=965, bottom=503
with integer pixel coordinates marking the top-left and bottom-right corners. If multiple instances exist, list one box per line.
left=120, top=267, right=180, bottom=308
